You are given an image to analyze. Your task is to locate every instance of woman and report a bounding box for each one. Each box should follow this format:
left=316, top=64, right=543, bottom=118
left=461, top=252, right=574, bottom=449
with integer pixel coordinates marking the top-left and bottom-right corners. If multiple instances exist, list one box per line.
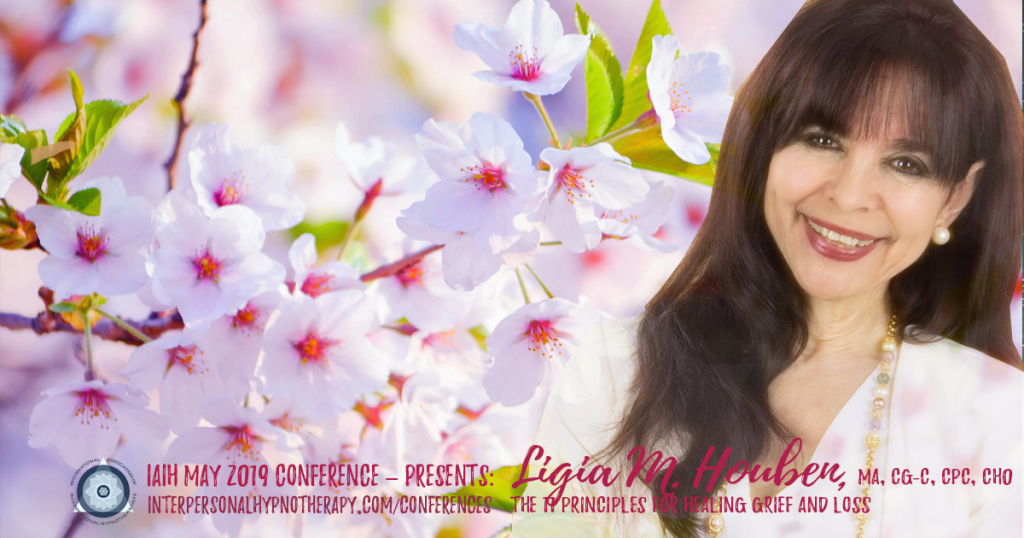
left=511, top=0, right=1022, bottom=537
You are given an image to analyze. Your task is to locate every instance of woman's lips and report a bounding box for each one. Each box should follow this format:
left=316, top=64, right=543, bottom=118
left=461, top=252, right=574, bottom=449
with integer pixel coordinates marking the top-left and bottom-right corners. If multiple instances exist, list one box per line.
left=803, top=216, right=880, bottom=262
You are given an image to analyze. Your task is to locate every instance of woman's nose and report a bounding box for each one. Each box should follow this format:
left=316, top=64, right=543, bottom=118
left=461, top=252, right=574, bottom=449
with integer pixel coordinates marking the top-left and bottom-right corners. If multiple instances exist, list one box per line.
left=824, top=157, right=880, bottom=213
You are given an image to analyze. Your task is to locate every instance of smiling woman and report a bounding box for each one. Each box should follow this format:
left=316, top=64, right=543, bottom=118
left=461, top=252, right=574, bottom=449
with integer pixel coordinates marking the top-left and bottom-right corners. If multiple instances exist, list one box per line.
left=512, top=0, right=1023, bottom=537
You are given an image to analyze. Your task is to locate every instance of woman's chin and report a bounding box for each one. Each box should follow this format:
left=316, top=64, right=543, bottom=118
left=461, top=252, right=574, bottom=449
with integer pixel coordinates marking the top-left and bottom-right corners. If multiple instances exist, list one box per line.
left=792, top=271, right=882, bottom=303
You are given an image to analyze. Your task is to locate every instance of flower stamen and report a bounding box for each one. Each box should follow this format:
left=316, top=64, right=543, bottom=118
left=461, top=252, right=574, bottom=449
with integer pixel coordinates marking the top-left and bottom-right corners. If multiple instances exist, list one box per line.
left=395, top=262, right=425, bottom=288
left=525, top=318, right=563, bottom=360
left=509, top=44, right=541, bottom=81
left=214, top=173, right=248, bottom=206
left=669, top=81, right=693, bottom=116
left=293, top=332, right=338, bottom=365
left=193, top=248, right=223, bottom=282
left=556, top=165, right=595, bottom=205
left=75, top=225, right=109, bottom=263
left=74, top=389, right=113, bottom=429
left=460, top=163, right=507, bottom=191
left=301, top=273, right=334, bottom=298
left=167, top=345, right=206, bottom=375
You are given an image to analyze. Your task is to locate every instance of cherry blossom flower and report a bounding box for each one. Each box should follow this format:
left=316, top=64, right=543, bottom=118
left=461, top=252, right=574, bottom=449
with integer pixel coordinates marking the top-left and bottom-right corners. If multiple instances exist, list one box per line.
left=416, top=113, right=544, bottom=250
left=165, top=397, right=299, bottom=538
left=358, top=370, right=459, bottom=496
left=25, top=176, right=154, bottom=299
left=288, top=233, right=363, bottom=299
left=596, top=178, right=679, bottom=252
left=536, top=144, right=648, bottom=253
left=336, top=122, right=424, bottom=194
left=483, top=298, right=606, bottom=406
left=646, top=35, right=732, bottom=165
left=0, top=142, right=25, bottom=198
left=398, top=200, right=540, bottom=291
left=203, top=288, right=287, bottom=400
left=28, top=380, right=168, bottom=467
left=262, top=396, right=337, bottom=464
left=374, top=247, right=471, bottom=332
left=189, top=123, right=306, bottom=231
left=437, top=405, right=524, bottom=469
left=121, top=329, right=226, bottom=434
left=261, top=290, right=389, bottom=417
left=454, top=0, right=591, bottom=96
left=398, top=112, right=545, bottom=290
left=148, top=193, right=285, bottom=328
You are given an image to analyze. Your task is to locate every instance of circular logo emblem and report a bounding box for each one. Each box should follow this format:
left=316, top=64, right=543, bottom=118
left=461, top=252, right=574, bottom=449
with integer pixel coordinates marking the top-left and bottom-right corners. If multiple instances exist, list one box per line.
left=76, top=464, right=130, bottom=517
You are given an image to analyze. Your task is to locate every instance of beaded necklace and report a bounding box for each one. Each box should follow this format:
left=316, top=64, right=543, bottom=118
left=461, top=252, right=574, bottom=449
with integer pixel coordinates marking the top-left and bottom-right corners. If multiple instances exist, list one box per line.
left=707, top=314, right=899, bottom=538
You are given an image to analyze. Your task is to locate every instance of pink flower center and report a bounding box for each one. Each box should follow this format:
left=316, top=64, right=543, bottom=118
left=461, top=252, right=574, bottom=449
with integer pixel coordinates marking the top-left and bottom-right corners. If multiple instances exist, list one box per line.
left=556, top=165, right=594, bottom=204
left=222, top=424, right=262, bottom=461
left=75, top=225, right=109, bottom=262
left=269, top=413, right=303, bottom=433
left=444, top=438, right=473, bottom=463
left=168, top=344, right=206, bottom=375
left=395, top=262, right=424, bottom=288
left=213, top=174, right=247, bottom=206
left=301, top=272, right=334, bottom=298
left=293, top=331, right=338, bottom=365
left=354, top=399, right=393, bottom=430
left=668, top=81, right=693, bottom=116
left=460, top=163, right=507, bottom=192
left=525, top=318, right=564, bottom=360
left=231, top=303, right=265, bottom=335
left=74, top=388, right=113, bottom=428
left=192, top=248, right=223, bottom=282
left=509, top=44, right=541, bottom=81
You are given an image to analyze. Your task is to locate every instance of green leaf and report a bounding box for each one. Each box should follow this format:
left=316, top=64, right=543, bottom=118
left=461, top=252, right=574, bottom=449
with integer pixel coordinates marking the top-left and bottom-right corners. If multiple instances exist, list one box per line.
left=288, top=220, right=351, bottom=253
left=11, top=130, right=49, bottom=190
left=611, top=124, right=717, bottom=186
left=38, top=192, right=81, bottom=213
left=49, top=302, right=78, bottom=313
left=47, top=71, right=87, bottom=193
left=468, top=324, right=490, bottom=351
left=66, top=188, right=102, bottom=216
left=607, top=0, right=672, bottom=132
left=575, top=4, right=624, bottom=142
left=442, top=465, right=527, bottom=513
left=0, top=114, right=28, bottom=142
left=51, top=95, right=149, bottom=188
left=38, top=188, right=103, bottom=216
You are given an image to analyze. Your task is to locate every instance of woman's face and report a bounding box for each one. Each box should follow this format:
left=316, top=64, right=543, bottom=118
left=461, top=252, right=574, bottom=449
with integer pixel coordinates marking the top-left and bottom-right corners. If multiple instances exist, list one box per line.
left=763, top=125, right=980, bottom=303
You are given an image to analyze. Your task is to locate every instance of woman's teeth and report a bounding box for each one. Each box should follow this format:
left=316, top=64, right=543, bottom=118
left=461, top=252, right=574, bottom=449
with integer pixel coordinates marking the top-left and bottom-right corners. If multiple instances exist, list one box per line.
left=807, top=219, right=874, bottom=248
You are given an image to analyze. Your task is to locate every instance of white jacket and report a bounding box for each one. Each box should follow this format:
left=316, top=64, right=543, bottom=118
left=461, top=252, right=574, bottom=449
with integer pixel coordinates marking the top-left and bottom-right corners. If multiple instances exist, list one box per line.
left=511, top=315, right=1023, bottom=538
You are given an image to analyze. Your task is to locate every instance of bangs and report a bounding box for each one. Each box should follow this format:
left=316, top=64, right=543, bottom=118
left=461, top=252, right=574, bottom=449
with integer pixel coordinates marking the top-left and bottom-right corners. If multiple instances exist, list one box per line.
left=761, top=1, right=988, bottom=186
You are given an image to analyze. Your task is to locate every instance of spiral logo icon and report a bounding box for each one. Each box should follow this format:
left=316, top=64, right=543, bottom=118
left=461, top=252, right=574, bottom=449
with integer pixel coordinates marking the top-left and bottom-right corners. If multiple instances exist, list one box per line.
left=75, top=464, right=131, bottom=518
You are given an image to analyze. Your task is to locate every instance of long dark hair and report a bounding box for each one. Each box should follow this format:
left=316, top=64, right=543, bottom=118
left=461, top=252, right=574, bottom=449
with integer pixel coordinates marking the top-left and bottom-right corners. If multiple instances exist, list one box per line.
left=605, top=0, right=1023, bottom=535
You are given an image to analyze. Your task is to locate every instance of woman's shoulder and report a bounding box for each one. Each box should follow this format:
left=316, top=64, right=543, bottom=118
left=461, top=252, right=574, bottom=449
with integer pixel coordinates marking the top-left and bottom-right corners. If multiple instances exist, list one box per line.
left=898, top=334, right=1022, bottom=460
left=901, top=333, right=1023, bottom=403
left=551, top=314, right=641, bottom=407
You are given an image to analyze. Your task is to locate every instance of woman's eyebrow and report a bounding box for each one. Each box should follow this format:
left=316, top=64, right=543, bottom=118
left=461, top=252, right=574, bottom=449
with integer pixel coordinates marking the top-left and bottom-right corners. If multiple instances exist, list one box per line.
left=890, top=138, right=932, bottom=155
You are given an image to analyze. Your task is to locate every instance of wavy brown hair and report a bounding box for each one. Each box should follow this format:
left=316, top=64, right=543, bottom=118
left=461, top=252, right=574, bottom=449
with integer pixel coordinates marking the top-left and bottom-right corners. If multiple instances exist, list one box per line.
left=604, top=0, right=1023, bottom=535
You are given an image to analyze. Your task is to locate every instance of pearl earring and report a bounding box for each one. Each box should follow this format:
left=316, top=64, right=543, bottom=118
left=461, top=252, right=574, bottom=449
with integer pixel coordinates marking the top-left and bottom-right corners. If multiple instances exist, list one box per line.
left=932, top=226, right=950, bottom=245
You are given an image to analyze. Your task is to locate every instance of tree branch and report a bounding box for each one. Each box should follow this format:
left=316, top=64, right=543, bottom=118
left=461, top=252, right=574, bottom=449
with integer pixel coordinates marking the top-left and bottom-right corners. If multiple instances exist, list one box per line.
left=0, top=243, right=446, bottom=346
left=360, top=244, right=443, bottom=282
left=163, top=0, right=210, bottom=190
left=0, top=309, right=183, bottom=346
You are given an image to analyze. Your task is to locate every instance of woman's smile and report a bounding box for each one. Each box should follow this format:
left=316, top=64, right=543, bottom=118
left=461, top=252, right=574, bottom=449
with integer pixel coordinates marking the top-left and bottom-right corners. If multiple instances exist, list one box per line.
left=802, top=215, right=880, bottom=261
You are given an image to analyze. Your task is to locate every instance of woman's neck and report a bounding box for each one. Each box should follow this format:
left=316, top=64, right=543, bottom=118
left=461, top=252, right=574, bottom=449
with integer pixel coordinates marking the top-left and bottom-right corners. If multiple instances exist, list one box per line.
left=801, top=289, right=891, bottom=363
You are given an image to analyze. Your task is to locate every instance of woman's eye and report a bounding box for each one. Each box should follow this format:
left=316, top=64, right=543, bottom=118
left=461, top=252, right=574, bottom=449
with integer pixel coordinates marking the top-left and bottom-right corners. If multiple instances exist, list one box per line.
left=889, top=157, right=927, bottom=176
left=804, top=133, right=840, bottom=149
